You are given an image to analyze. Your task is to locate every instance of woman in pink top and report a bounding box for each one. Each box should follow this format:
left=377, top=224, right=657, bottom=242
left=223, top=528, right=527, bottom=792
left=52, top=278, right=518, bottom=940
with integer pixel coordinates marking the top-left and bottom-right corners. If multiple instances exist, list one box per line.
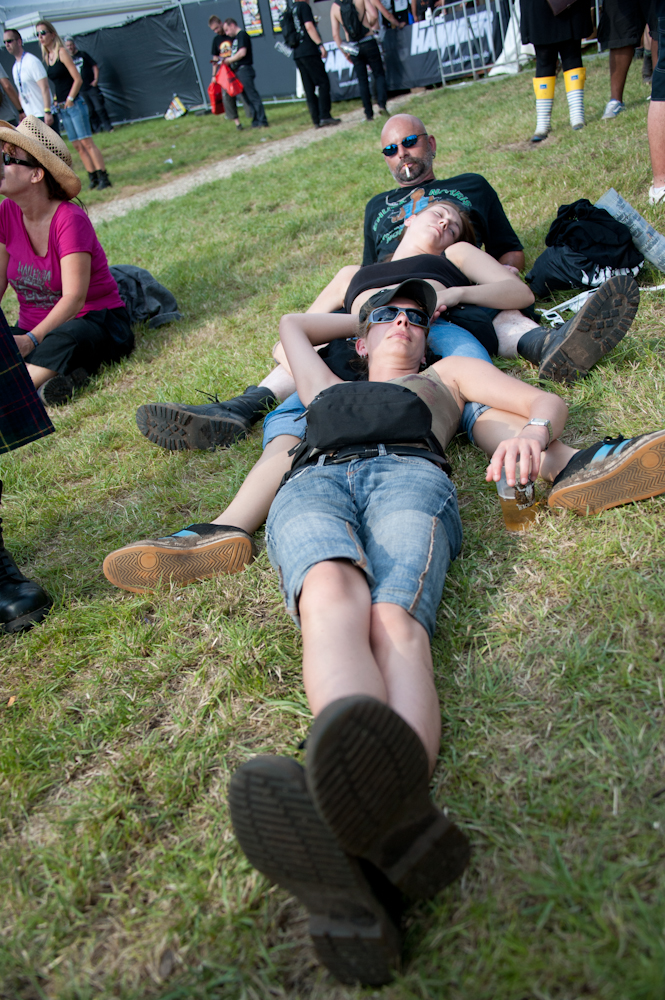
left=0, top=115, right=132, bottom=405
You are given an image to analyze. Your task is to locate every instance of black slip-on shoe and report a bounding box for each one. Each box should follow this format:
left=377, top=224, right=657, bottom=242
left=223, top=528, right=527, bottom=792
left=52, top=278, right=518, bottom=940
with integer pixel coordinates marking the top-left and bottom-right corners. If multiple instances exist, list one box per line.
left=538, top=275, right=640, bottom=383
left=305, top=696, right=470, bottom=901
left=102, top=523, right=256, bottom=593
left=229, top=755, right=403, bottom=986
left=548, top=430, right=665, bottom=514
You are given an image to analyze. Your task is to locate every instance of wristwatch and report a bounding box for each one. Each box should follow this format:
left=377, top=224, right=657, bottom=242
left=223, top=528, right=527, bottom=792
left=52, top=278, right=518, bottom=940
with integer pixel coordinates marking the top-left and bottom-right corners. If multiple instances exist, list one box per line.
left=524, top=418, right=553, bottom=449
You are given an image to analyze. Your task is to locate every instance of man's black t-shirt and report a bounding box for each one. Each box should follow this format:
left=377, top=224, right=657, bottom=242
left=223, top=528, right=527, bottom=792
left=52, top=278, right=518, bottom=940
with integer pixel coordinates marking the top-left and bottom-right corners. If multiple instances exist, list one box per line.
left=362, top=174, right=523, bottom=265
left=211, top=33, right=232, bottom=58
left=230, top=30, right=253, bottom=67
left=292, top=1, right=321, bottom=57
left=380, top=0, right=410, bottom=27
left=71, top=49, right=96, bottom=91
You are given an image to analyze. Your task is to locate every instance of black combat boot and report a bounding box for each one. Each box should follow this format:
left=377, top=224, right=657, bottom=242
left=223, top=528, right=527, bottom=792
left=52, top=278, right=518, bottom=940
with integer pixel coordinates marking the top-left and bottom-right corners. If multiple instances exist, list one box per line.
left=0, top=482, right=52, bottom=634
left=517, top=275, right=639, bottom=384
left=88, top=170, right=99, bottom=189
left=96, top=170, right=112, bottom=190
left=135, top=385, right=278, bottom=452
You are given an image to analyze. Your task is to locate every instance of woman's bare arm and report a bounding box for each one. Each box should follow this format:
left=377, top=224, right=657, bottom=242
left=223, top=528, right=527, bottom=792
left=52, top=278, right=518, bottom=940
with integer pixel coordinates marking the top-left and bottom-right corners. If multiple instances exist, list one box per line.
left=14, top=252, right=90, bottom=357
left=278, top=312, right=358, bottom=406
left=436, top=242, right=535, bottom=313
left=57, top=46, right=83, bottom=100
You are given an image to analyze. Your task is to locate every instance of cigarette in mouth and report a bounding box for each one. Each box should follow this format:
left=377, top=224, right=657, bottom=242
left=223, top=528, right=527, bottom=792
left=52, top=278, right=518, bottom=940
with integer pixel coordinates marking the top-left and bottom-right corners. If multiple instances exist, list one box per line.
left=404, top=165, right=411, bottom=179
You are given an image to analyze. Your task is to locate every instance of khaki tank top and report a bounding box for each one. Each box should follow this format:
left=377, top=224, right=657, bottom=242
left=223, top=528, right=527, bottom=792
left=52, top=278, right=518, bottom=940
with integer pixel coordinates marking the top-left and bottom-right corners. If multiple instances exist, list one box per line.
left=389, top=366, right=461, bottom=452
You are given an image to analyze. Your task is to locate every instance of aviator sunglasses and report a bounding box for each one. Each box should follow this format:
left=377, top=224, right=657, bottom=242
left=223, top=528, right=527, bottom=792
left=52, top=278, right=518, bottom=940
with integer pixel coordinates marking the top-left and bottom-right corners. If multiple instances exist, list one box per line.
left=366, top=305, right=430, bottom=329
left=381, top=132, right=428, bottom=157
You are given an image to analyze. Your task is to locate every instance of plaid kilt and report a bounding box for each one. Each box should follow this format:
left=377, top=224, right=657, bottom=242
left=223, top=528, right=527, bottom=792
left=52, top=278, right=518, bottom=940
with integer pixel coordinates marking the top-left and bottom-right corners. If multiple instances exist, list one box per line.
left=0, top=309, right=54, bottom=454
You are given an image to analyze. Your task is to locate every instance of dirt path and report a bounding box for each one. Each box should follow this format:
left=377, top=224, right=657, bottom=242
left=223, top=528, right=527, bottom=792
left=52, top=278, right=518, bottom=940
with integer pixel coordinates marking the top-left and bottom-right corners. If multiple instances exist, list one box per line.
left=89, top=93, right=418, bottom=226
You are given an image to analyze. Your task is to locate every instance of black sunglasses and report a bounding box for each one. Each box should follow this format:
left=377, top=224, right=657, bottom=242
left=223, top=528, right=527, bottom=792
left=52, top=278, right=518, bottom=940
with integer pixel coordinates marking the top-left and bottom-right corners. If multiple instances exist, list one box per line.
left=3, top=39, right=17, bottom=45
left=36, top=29, right=50, bottom=36
left=2, top=153, right=33, bottom=167
left=366, top=305, right=430, bottom=329
left=381, top=133, right=428, bottom=157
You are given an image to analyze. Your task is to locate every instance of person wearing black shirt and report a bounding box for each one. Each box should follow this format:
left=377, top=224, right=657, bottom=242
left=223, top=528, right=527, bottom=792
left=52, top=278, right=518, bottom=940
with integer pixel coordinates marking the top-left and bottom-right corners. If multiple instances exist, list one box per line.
left=64, top=37, right=113, bottom=133
left=292, top=0, right=341, bottom=129
left=209, top=16, right=242, bottom=129
left=221, top=18, right=269, bottom=128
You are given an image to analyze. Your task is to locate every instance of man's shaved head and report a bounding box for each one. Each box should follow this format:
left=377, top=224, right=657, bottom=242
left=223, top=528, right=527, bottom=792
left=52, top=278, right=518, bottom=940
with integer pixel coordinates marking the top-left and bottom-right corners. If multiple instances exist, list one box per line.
left=380, top=114, right=437, bottom=188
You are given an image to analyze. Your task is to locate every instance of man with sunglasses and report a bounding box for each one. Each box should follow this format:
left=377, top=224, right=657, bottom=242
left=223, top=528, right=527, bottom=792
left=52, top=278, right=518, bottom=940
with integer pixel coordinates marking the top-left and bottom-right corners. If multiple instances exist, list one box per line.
left=363, top=113, right=524, bottom=269
left=3, top=30, right=54, bottom=129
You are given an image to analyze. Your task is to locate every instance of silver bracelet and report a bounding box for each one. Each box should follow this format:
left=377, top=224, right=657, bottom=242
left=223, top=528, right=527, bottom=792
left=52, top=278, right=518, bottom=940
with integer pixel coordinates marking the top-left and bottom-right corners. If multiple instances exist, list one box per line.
left=25, top=331, right=39, bottom=349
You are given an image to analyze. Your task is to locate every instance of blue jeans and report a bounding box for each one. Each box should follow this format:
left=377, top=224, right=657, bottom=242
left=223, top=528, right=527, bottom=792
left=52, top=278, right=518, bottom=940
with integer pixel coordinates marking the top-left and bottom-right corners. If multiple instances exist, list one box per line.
left=265, top=450, right=463, bottom=638
left=262, top=318, right=493, bottom=448
left=60, top=96, right=92, bottom=141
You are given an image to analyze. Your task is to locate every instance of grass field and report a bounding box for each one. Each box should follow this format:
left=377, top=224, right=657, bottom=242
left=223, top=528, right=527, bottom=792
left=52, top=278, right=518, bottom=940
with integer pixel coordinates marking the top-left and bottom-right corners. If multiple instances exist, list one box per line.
left=68, top=97, right=362, bottom=204
left=1, top=52, right=665, bottom=1000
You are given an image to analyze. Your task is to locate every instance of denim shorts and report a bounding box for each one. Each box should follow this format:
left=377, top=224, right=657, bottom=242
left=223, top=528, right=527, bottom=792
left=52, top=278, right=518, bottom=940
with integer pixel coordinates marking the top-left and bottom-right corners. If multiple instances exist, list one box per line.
left=265, top=450, right=463, bottom=638
left=60, top=96, right=92, bottom=141
left=262, top=318, right=493, bottom=448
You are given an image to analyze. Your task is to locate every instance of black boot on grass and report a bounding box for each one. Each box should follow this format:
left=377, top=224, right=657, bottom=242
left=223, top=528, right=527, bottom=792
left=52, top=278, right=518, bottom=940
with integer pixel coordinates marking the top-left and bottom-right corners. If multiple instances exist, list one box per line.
left=88, top=170, right=99, bottom=190
left=517, top=275, right=639, bottom=384
left=96, top=170, right=112, bottom=190
left=135, top=385, right=278, bottom=452
left=0, top=482, right=52, bottom=634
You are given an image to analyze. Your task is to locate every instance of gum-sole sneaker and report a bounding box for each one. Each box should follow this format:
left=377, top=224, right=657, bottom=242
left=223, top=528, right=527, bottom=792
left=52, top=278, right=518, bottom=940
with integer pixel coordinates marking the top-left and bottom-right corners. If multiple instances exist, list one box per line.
left=548, top=430, right=665, bottom=514
left=229, top=756, right=402, bottom=986
left=539, top=275, right=640, bottom=383
left=136, top=403, right=248, bottom=452
left=306, top=696, right=470, bottom=901
left=102, top=524, right=256, bottom=593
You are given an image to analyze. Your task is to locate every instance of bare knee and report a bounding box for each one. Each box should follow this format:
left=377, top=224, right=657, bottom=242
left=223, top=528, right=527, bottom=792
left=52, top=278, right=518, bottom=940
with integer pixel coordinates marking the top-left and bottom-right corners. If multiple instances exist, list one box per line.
left=300, top=560, right=367, bottom=614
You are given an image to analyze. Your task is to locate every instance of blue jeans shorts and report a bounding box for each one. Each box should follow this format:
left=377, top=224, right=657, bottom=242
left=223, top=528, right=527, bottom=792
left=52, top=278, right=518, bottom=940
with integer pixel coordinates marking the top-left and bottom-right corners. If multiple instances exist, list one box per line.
left=265, top=450, right=463, bottom=638
left=263, top=318, right=493, bottom=448
left=60, top=96, right=92, bottom=141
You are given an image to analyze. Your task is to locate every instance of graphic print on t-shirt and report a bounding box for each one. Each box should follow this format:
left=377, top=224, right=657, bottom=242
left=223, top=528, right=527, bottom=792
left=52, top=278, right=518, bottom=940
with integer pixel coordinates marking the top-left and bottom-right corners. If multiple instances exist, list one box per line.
left=12, top=261, right=61, bottom=311
left=373, top=186, right=473, bottom=255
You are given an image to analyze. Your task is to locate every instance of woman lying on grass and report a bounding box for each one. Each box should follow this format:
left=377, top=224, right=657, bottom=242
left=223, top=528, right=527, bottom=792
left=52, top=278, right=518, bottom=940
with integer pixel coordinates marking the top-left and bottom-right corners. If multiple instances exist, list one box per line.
left=0, top=117, right=132, bottom=406
left=134, top=196, right=639, bottom=457
left=226, top=281, right=665, bottom=986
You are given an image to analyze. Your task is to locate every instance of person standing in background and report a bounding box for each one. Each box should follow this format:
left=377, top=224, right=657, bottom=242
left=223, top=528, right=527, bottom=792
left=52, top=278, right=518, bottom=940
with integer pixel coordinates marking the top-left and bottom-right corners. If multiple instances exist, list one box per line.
left=221, top=18, right=269, bottom=128
left=36, top=20, right=112, bottom=190
left=4, top=29, right=56, bottom=130
left=521, top=0, right=592, bottom=142
left=291, top=0, right=342, bottom=129
left=0, top=70, right=23, bottom=125
left=597, top=1, right=656, bottom=120
left=648, top=0, right=665, bottom=202
left=64, top=37, right=113, bottom=134
left=208, top=15, right=243, bottom=130
left=330, top=0, right=389, bottom=122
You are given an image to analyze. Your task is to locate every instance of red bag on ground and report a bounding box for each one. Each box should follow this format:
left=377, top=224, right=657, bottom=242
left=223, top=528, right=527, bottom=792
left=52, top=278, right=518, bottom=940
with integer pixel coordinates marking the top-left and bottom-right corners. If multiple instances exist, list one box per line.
left=208, top=79, right=225, bottom=114
left=218, top=64, right=243, bottom=97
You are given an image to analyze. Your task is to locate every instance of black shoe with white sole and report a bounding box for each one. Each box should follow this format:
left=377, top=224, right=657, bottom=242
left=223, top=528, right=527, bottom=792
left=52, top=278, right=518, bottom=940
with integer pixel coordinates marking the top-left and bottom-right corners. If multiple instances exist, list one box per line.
left=229, top=755, right=403, bottom=986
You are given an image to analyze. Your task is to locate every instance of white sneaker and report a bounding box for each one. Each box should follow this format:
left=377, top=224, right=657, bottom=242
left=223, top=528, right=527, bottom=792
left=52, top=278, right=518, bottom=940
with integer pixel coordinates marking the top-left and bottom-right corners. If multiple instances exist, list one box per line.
left=649, top=185, right=665, bottom=205
left=602, top=99, right=626, bottom=120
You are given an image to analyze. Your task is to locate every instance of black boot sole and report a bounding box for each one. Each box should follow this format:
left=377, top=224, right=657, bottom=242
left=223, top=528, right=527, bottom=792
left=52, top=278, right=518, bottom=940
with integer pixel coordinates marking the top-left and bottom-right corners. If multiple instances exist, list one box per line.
left=135, top=403, right=249, bottom=452
left=305, top=697, right=470, bottom=901
left=2, top=599, right=52, bottom=634
left=539, top=275, right=640, bottom=384
left=229, top=755, right=402, bottom=986
left=41, top=369, right=89, bottom=406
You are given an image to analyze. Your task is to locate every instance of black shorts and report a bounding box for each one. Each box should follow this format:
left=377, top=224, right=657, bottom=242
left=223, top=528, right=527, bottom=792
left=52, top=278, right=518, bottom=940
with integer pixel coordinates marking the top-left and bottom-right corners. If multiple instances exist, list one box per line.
left=653, top=10, right=665, bottom=101
left=20, top=306, right=134, bottom=376
left=598, top=0, right=655, bottom=50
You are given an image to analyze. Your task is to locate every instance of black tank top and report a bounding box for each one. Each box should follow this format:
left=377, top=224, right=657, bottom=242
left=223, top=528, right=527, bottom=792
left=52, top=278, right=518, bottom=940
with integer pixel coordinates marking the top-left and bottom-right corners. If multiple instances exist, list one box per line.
left=46, top=54, right=73, bottom=103
left=344, top=254, right=470, bottom=313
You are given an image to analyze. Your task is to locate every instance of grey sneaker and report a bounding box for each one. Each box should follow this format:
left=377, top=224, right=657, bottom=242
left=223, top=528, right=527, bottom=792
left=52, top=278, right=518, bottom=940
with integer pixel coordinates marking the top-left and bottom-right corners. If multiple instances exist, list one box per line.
left=102, top=523, right=256, bottom=593
left=602, top=99, right=626, bottom=120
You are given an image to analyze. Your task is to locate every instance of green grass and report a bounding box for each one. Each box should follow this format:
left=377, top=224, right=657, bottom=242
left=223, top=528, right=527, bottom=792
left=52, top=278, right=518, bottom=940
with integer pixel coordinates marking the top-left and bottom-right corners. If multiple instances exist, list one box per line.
left=68, top=98, right=363, bottom=204
left=1, top=53, right=665, bottom=999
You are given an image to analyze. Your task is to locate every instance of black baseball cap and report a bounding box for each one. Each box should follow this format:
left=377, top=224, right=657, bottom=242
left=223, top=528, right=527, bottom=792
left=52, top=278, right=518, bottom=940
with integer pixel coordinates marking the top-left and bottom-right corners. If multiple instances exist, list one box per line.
left=358, top=279, right=437, bottom=324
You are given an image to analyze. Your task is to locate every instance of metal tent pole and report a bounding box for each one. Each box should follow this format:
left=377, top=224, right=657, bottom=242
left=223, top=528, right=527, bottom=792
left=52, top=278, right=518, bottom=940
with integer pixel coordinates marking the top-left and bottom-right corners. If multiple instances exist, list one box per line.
left=177, top=0, right=207, bottom=105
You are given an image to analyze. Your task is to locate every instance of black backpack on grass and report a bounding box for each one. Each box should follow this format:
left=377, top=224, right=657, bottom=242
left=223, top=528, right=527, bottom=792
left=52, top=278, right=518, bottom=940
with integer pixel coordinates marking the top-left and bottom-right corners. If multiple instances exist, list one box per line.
left=337, top=0, right=369, bottom=41
left=279, top=1, right=302, bottom=49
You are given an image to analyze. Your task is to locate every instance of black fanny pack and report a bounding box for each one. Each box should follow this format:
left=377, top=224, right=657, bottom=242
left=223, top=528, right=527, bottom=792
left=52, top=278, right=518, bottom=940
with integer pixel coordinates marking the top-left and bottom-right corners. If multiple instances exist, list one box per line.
left=283, top=381, right=451, bottom=483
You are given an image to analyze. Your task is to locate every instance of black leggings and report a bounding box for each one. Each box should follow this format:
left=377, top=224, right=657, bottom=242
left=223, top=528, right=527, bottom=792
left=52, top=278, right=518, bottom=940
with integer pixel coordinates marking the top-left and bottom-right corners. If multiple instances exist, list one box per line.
left=535, top=39, right=583, bottom=77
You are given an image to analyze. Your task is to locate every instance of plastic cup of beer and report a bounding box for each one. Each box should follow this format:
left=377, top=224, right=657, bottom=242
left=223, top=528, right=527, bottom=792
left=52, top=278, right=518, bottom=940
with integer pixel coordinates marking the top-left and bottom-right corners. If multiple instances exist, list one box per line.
left=495, top=466, right=538, bottom=532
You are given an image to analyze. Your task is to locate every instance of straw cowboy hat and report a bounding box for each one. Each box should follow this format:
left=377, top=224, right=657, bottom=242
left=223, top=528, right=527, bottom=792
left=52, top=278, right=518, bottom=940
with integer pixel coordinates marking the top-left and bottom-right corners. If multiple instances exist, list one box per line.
left=0, top=115, right=81, bottom=197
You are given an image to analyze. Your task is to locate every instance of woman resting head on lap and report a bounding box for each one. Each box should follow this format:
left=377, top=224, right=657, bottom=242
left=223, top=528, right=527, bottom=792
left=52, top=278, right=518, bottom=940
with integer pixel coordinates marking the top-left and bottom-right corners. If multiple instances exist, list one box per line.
left=226, top=281, right=665, bottom=987
left=0, top=116, right=133, bottom=405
